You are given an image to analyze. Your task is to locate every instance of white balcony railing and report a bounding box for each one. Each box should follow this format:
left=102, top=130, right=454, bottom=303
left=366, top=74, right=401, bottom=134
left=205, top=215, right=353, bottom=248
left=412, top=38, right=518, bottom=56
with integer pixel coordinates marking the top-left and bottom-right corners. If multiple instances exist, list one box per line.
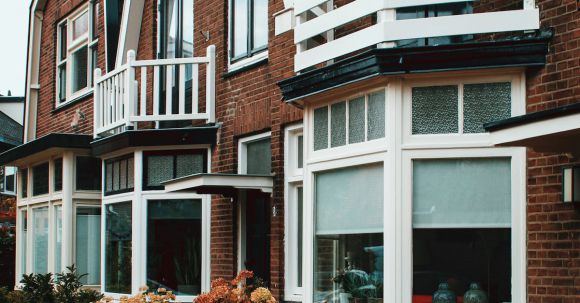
left=93, top=45, right=216, bottom=138
left=293, top=0, right=540, bottom=72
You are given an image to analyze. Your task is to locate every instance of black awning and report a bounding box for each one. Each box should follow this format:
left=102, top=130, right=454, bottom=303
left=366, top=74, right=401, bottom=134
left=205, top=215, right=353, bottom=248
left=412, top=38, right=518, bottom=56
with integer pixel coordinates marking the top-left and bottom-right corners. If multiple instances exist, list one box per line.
left=0, top=133, right=92, bottom=166
left=163, top=173, right=273, bottom=196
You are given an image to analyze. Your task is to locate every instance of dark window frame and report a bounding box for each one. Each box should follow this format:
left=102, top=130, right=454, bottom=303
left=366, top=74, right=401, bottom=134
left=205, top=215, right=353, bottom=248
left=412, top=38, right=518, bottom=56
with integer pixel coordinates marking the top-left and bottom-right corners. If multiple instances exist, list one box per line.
left=142, top=149, right=207, bottom=191
left=104, top=154, right=134, bottom=196
left=229, top=0, right=268, bottom=63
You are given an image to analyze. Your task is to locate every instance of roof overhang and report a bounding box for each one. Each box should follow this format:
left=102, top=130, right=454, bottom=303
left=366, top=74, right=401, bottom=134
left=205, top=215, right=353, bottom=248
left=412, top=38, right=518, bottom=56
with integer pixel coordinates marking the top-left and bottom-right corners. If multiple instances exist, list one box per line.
left=163, top=173, right=274, bottom=196
left=91, top=126, right=219, bottom=156
left=0, top=133, right=92, bottom=167
left=485, top=103, right=580, bottom=157
left=278, top=31, right=552, bottom=103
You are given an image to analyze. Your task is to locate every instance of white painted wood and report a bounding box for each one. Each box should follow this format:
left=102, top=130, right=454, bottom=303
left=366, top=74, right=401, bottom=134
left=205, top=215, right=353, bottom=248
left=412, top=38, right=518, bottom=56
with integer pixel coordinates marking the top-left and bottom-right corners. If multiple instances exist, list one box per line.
left=153, top=65, right=160, bottom=117
left=93, top=68, right=102, bottom=138
left=294, top=0, right=329, bottom=15
left=132, top=57, right=210, bottom=66
left=140, top=67, right=146, bottom=116
left=166, top=65, right=173, bottom=115
left=179, top=64, right=185, bottom=114
left=490, top=112, right=580, bottom=145
left=125, top=50, right=136, bottom=128
left=206, top=45, right=216, bottom=123
left=130, top=113, right=209, bottom=122
left=274, top=8, right=295, bottom=36
left=62, top=152, right=74, bottom=268
left=192, top=64, right=199, bottom=114
left=164, top=174, right=274, bottom=194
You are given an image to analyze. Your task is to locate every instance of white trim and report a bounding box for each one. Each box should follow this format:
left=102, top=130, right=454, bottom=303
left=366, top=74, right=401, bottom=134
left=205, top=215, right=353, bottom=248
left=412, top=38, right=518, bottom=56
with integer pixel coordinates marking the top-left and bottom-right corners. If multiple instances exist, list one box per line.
left=237, top=131, right=272, bottom=174
left=489, top=112, right=580, bottom=145
left=164, top=174, right=274, bottom=194
left=226, top=0, right=269, bottom=72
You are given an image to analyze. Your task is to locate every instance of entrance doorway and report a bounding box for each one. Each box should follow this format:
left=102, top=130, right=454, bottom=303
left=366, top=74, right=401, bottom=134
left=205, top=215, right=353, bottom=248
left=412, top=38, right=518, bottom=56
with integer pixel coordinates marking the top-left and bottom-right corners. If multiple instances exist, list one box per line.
left=239, top=190, right=270, bottom=285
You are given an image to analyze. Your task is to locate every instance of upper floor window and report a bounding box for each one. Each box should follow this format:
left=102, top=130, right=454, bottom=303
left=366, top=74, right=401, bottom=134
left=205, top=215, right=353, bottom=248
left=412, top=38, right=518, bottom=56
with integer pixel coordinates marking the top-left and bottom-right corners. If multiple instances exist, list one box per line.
left=0, top=166, right=17, bottom=195
left=56, top=2, right=99, bottom=106
left=229, top=0, right=268, bottom=65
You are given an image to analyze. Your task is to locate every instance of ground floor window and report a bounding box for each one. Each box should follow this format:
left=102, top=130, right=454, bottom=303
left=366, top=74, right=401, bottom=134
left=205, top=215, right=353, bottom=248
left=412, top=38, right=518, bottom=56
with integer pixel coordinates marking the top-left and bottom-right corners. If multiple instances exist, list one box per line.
left=31, top=206, right=49, bottom=274
left=54, top=205, right=63, bottom=273
left=76, top=206, right=101, bottom=285
left=147, top=199, right=202, bottom=295
left=105, top=202, right=132, bottom=293
left=314, top=163, right=384, bottom=303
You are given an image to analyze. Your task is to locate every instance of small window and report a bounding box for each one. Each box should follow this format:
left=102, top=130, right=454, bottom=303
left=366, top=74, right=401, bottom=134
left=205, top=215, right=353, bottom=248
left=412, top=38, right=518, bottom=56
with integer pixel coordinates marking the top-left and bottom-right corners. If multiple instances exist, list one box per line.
left=105, top=155, right=134, bottom=195
left=143, top=151, right=206, bottom=190
left=20, top=168, right=28, bottom=198
left=76, top=157, right=102, bottom=191
left=313, top=90, right=386, bottom=151
left=32, top=163, right=49, bottom=196
left=54, top=158, right=63, bottom=192
left=230, top=0, right=268, bottom=62
left=245, top=138, right=271, bottom=175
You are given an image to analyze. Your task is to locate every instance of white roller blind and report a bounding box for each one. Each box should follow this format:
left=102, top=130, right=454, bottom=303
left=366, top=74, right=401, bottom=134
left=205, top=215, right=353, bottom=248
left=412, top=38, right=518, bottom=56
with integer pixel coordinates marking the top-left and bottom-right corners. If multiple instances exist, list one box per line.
left=412, top=158, right=511, bottom=228
left=316, top=163, right=384, bottom=235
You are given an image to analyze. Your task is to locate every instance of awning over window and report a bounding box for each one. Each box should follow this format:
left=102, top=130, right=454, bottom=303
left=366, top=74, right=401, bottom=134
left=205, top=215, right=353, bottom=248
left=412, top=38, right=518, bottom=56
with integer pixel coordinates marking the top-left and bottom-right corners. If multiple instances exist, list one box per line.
left=485, top=103, right=580, bottom=157
left=163, top=173, right=273, bottom=195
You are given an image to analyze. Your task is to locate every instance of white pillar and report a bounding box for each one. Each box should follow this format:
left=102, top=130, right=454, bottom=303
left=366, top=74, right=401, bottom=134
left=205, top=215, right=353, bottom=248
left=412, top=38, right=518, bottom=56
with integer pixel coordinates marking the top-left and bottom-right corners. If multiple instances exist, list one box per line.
left=62, top=152, right=75, bottom=268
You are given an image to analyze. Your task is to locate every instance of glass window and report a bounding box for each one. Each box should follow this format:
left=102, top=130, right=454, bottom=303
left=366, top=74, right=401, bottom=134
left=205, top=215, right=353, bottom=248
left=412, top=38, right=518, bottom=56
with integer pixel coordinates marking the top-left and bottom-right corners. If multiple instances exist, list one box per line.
left=147, top=199, right=202, bottom=295
left=314, top=163, right=384, bottom=303
left=32, top=207, right=49, bottom=274
left=144, top=151, right=206, bottom=188
left=76, top=207, right=101, bottom=285
left=105, top=202, right=132, bottom=293
left=32, top=163, right=49, bottom=196
left=297, top=135, right=304, bottom=169
left=246, top=138, right=271, bottom=175
left=412, top=86, right=459, bottom=135
left=105, top=155, right=134, bottom=195
left=105, top=0, right=124, bottom=71
left=412, top=158, right=512, bottom=303
left=367, top=91, right=386, bottom=140
left=230, top=0, right=268, bottom=60
left=1, top=166, right=16, bottom=194
left=20, top=168, right=27, bottom=198
left=314, top=107, right=329, bottom=151
left=76, top=157, right=102, bottom=191
left=54, top=158, right=63, bottom=192
left=71, top=46, right=89, bottom=93
left=73, top=12, right=89, bottom=40
left=20, top=209, right=27, bottom=275
left=297, top=186, right=303, bottom=288
left=463, top=82, right=511, bottom=133
left=55, top=205, right=63, bottom=273
left=330, top=102, right=346, bottom=148
left=348, top=97, right=365, bottom=144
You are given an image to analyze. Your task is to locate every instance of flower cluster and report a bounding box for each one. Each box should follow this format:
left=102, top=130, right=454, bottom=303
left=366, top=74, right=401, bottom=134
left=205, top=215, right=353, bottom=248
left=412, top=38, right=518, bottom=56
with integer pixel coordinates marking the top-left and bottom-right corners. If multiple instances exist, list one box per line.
left=99, top=287, right=176, bottom=303
left=194, top=271, right=276, bottom=303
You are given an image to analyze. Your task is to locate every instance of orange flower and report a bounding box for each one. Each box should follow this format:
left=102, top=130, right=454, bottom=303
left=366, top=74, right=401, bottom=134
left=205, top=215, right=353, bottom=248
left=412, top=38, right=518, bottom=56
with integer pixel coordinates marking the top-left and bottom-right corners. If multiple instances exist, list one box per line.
left=232, top=270, right=254, bottom=285
left=212, top=277, right=230, bottom=288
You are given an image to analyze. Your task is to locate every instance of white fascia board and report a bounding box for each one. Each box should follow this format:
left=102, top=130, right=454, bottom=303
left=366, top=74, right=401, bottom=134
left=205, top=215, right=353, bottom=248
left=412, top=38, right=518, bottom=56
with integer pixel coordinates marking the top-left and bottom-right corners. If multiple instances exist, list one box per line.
left=489, top=113, right=580, bottom=145
left=164, top=174, right=274, bottom=194
left=116, top=0, right=145, bottom=67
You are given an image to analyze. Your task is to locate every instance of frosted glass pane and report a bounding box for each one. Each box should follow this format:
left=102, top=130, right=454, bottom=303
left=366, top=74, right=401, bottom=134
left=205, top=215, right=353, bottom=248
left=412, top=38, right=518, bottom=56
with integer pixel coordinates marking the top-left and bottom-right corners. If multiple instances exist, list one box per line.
left=120, top=159, right=127, bottom=190
left=330, top=102, right=346, bottom=147
left=127, top=158, right=134, bottom=189
left=464, top=82, right=511, bottom=133
left=313, top=106, right=328, bottom=151
left=412, top=86, right=458, bottom=134
left=349, top=97, right=365, bottom=144
left=147, top=155, right=174, bottom=186
left=413, top=158, right=511, bottom=228
left=106, top=163, right=113, bottom=192
left=368, top=91, right=386, bottom=140
left=113, top=161, right=120, bottom=191
left=21, top=210, right=27, bottom=274
left=176, top=154, right=205, bottom=178
left=32, top=207, right=49, bottom=274
left=316, top=163, right=384, bottom=235
left=76, top=207, right=101, bottom=285
left=55, top=206, right=62, bottom=273
left=246, top=138, right=271, bottom=175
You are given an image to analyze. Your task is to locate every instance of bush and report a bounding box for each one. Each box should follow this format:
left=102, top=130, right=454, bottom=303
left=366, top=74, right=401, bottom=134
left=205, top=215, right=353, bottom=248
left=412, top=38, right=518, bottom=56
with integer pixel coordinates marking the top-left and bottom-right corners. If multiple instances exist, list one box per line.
left=20, top=272, right=54, bottom=303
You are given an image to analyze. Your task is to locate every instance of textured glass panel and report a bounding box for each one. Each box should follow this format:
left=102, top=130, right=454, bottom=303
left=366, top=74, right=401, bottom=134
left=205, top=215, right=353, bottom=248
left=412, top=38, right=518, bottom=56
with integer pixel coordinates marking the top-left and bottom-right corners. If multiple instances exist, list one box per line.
left=106, top=163, right=113, bottom=192
left=348, top=97, right=365, bottom=144
left=119, top=159, right=127, bottom=190
left=76, top=207, right=101, bottom=285
left=463, top=82, right=511, bottom=133
left=368, top=91, right=386, bottom=140
left=412, top=85, right=458, bottom=134
left=113, top=161, right=120, bottom=191
left=330, top=102, right=346, bottom=147
left=147, top=199, right=202, bottom=295
left=73, top=11, right=89, bottom=40
left=176, top=154, right=205, bottom=178
left=54, top=206, right=62, bottom=273
left=147, top=156, right=174, bottom=186
left=127, top=158, right=134, bottom=189
left=32, top=207, right=49, bottom=273
left=313, top=106, right=328, bottom=151
left=297, top=135, right=303, bottom=169
left=413, top=158, right=511, bottom=228
left=33, top=163, right=49, bottom=196
left=105, top=202, right=132, bottom=293
left=316, top=163, right=384, bottom=235
left=246, top=138, right=271, bottom=175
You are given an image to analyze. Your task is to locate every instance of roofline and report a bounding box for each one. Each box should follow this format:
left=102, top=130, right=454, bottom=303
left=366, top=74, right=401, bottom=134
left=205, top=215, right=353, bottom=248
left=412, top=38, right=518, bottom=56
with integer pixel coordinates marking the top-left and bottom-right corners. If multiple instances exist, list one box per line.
left=484, top=103, right=580, bottom=132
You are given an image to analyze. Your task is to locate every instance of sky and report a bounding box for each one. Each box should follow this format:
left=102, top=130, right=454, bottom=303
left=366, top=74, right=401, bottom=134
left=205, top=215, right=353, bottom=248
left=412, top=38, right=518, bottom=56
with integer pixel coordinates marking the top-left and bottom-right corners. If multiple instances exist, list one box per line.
left=0, top=0, right=31, bottom=96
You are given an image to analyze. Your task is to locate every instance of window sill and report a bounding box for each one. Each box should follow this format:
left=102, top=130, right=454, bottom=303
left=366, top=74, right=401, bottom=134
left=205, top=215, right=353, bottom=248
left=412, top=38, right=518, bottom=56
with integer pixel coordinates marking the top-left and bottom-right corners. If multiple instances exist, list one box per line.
left=224, top=52, right=269, bottom=78
left=53, top=89, right=94, bottom=113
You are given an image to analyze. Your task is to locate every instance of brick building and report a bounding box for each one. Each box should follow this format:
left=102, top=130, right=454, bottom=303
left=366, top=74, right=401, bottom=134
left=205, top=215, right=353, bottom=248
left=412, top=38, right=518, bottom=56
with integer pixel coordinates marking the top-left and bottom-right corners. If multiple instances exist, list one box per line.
left=0, top=0, right=577, bottom=302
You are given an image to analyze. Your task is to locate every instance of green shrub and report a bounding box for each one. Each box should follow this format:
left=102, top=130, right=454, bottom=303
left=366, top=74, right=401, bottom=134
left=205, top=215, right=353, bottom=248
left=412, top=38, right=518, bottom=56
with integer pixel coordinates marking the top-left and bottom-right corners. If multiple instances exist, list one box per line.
left=20, top=272, right=55, bottom=303
left=54, top=266, right=103, bottom=303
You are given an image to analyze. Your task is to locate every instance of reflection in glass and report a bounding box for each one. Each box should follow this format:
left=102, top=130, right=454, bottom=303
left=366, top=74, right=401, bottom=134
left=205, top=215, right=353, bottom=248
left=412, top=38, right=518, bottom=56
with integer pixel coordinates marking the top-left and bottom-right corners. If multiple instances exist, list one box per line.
left=233, top=0, right=249, bottom=57
left=252, top=0, right=268, bottom=49
left=105, top=202, right=132, bottom=293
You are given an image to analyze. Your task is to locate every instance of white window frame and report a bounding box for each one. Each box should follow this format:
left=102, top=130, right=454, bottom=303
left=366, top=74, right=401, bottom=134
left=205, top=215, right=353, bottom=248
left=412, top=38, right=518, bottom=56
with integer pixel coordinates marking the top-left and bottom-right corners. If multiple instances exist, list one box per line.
left=1, top=166, right=17, bottom=196
left=238, top=131, right=272, bottom=175
left=284, top=124, right=304, bottom=301
left=227, top=0, right=269, bottom=72
left=56, top=3, right=99, bottom=107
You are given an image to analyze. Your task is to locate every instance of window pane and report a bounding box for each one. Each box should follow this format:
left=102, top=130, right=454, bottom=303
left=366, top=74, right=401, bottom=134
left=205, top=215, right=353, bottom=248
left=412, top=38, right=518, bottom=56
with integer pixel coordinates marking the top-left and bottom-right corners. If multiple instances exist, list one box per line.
left=252, top=0, right=268, bottom=50
left=297, top=135, right=304, bottom=169
left=348, top=97, right=365, bottom=144
left=147, top=200, right=202, bottom=295
left=92, top=2, right=99, bottom=40
left=76, top=207, right=101, bottom=285
left=119, top=159, right=127, bottom=190
left=32, top=207, right=49, bottom=274
left=313, top=106, right=328, bottom=151
left=146, top=155, right=174, bottom=186
left=183, top=0, right=194, bottom=58
left=113, top=161, right=120, bottom=191
left=164, top=0, right=178, bottom=59
left=412, top=85, right=458, bottom=134
left=176, top=154, right=205, bottom=178
left=413, top=158, right=511, bottom=228
left=58, top=65, right=67, bottom=103
left=91, top=45, right=98, bottom=86
left=20, top=168, right=28, bottom=198
left=55, top=206, right=62, bottom=273
left=76, top=157, right=102, bottom=190
left=73, top=12, right=89, bottom=40
left=316, top=163, right=384, bottom=235
left=105, top=202, right=132, bottom=293
left=233, top=0, right=249, bottom=57
left=330, top=102, right=346, bottom=148
left=463, top=82, right=511, bottom=133
left=367, top=91, right=386, bottom=140
left=246, top=138, right=271, bottom=175
left=20, top=210, right=27, bottom=275
left=413, top=228, right=511, bottom=303
left=127, top=158, right=134, bottom=189
left=54, top=158, right=63, bottom=192
left=72, top=46, right=88, bottom=93
left=5, top=167, right=16, bottom=193
left=106, top=162, right=113, bottom=192
left=32, top=163, right=49, bottom=196
left=297, top=187, right=303, bottom=288
left=59, top=24, right=67, bottom=61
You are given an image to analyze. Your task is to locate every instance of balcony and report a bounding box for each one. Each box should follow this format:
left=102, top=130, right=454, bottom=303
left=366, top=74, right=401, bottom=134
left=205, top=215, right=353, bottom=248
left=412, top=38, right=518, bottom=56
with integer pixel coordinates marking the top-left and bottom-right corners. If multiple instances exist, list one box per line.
left=293, top=0, right=540, bottom=72
left=93, top=45, right=216, bottom=138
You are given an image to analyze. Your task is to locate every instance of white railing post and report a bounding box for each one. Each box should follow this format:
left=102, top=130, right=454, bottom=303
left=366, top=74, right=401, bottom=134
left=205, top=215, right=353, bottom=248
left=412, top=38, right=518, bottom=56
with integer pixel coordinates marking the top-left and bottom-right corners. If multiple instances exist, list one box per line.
left=377, top=7, right=396, bottom=48
left=206, top=45, right=216, bottom=123
left=93, top=68, right=102, bottom=138
left=125, top=50, right=136, bottom=129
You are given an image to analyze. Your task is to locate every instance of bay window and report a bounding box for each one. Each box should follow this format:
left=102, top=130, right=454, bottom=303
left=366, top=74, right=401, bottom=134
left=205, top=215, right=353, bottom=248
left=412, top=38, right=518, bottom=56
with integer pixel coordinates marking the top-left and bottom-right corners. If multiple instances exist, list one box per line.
left=56, top=2, right=98, bottom=105
left=76, top=206, right=101, bottom=285
left=31, top=207, right=49, bottom=274
left=54, top=205, right=63, bottom=273
left=32, top=163, right=49, bottom=196
left=105, top=202, right=132, bottom=294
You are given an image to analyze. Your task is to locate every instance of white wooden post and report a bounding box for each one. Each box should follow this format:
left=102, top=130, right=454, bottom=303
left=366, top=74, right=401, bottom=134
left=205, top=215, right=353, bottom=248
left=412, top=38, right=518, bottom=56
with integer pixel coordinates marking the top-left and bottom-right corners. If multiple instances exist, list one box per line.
left=377, top=7, right=396, bottom=48
left=62, top=152, right=74, bottom=269
left=93, top=68, right=102, bottom=138
left=125, top=50, right=136, bottom=128
left=206, top=45, right=216, bottom=123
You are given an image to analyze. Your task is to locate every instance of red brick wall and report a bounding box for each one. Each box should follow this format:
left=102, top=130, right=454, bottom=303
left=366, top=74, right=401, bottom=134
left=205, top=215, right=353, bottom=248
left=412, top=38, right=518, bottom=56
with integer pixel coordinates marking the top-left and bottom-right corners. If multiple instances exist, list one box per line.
left=525, top=0, right=580, bottom=302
